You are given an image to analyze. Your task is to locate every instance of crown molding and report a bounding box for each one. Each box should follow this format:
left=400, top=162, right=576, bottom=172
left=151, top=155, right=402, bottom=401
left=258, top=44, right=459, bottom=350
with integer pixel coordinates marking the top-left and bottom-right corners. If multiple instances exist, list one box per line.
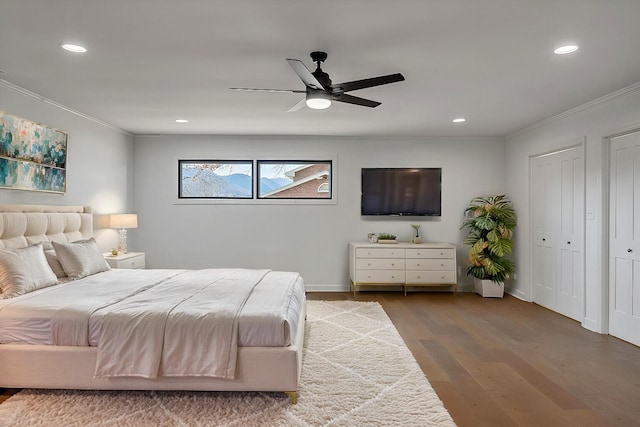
left=0, top=79, right=132, bottom=136
left=508, top=81, right=640, bottom=139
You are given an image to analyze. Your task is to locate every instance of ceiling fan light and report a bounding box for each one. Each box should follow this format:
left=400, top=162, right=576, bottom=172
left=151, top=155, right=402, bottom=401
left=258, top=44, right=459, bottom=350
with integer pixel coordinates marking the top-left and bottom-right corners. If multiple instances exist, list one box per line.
left=306, top=92, right=331, bottom=109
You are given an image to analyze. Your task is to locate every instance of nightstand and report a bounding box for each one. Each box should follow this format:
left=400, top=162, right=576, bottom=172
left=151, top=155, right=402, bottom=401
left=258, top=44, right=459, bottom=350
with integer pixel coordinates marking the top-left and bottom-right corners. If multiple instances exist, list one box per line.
left=104, top=252, right=145, bottom=269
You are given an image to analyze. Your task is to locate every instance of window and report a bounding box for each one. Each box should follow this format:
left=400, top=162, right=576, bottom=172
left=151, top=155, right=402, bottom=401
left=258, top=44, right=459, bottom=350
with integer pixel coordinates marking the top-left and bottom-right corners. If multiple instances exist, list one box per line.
left=257, top=161, right=332, bottom=199
left=178, top=160, right=253, bottom=199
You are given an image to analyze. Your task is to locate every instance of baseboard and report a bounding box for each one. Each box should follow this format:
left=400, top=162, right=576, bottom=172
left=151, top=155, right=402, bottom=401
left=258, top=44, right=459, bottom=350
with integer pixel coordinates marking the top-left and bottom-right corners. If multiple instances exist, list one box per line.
left=582, top=317, right=605, bottom=334
left=506, top=289, right=527, bottom=301
left=306, top=284, right=350, bottom=292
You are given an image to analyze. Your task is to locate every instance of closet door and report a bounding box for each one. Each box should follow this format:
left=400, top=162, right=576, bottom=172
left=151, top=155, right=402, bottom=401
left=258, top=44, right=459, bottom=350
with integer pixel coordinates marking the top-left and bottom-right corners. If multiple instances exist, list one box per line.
left=530, top=146, right=584, bottom=321
left=609, top=132, right=640, bottom=347
left=557, top=148, right=585, bottom=320
left=531, top=155, right=559, bottom=311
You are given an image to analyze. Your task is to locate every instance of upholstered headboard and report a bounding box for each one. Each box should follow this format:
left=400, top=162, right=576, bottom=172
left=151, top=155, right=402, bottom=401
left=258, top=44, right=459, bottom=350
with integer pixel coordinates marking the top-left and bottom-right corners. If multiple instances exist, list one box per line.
left=0, top=204, right=93, bottom=249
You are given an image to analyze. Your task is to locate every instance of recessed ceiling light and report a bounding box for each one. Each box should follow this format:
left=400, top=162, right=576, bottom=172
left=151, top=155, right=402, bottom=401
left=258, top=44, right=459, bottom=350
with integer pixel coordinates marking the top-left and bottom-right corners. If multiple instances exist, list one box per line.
left=554, top=45, right=578, bottom=55
left=452, top=118, right=466, bottom=123
left=61, top=43, right=87, bottom=53
left=175, top=119, right=189, bottom=123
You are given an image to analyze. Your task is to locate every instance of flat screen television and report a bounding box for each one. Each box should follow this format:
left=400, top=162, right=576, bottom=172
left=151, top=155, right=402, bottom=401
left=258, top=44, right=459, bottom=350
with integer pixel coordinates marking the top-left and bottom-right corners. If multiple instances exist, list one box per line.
left=361, top=168, right=442, bottom=216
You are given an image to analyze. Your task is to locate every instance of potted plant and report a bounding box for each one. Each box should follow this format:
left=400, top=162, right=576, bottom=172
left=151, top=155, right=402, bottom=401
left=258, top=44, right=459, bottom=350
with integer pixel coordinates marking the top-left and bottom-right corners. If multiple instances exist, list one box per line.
left=377, top=233, right=397, bottom=244
left=461, top=195, right=516, bottom=298
left=410, top=224, right=421, bottom=243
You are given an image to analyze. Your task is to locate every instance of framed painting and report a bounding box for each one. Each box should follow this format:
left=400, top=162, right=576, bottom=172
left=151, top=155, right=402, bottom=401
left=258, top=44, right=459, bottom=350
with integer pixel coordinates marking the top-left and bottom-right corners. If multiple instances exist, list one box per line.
left=0, top=111, right=68, bottom=193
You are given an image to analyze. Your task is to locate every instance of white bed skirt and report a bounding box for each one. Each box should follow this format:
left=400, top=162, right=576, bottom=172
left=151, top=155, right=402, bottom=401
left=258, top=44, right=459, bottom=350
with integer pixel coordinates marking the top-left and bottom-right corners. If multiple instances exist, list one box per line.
left=0, top=301, right=305, bottom=395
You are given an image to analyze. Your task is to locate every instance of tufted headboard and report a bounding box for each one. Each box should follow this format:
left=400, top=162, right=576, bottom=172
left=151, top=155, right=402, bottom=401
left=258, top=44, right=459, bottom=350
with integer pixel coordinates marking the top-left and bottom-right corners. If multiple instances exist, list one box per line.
left=0, top=204, right=93, bottom=249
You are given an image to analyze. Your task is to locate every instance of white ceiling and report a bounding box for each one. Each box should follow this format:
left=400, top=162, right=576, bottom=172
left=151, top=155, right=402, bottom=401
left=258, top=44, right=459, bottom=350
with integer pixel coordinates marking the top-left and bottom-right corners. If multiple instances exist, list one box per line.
left=1, top=0, right=640, bottom=138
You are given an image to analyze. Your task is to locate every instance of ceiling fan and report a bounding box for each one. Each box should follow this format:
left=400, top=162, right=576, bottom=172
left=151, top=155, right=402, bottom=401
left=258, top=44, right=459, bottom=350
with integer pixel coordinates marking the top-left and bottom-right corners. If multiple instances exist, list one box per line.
left=229, top=51, right=405, bottom=111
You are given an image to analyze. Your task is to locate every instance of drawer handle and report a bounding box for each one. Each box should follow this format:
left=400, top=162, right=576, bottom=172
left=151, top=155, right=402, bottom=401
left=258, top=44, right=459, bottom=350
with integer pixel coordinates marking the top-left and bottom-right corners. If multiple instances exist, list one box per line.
left=417, top=275, right=421, bottom=279
left=416, top=263, right=421, bottom=267
left=391, top=263, right=395, bottom=266
left=440, top=252, right=444, bottom=255
left=440, top=263, right=444, bottom=267
left=391, top=275, right=395, bottom=279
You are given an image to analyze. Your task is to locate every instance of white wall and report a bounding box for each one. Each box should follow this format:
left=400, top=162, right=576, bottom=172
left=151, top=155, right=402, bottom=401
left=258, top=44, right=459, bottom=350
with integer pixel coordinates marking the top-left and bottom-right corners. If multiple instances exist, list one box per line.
left=133, top=135, right=505, bottom=291
left=0, top=81, right=135, bottom=251
left=505, top=83, right=640, bottom=334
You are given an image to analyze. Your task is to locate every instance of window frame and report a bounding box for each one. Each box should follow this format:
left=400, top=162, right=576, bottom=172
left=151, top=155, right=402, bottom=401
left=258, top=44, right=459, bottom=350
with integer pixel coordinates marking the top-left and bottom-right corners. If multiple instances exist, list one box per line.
left=178, top=159, right=254, bottom=199
left=174, top=156, right=337, bottom=205
left=256, top=160, right=333, bottom=200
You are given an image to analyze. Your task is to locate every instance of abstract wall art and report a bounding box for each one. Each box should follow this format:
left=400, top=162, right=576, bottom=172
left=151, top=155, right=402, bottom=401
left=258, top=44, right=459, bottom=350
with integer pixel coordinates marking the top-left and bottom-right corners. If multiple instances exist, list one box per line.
left=0, top=111, right=68, bottom=193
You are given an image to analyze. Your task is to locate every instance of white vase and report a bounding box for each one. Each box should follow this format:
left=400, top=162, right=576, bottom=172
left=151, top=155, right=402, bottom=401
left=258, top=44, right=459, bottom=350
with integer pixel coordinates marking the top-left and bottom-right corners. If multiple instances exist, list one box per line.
left=474, top=278, right=504, bottom=298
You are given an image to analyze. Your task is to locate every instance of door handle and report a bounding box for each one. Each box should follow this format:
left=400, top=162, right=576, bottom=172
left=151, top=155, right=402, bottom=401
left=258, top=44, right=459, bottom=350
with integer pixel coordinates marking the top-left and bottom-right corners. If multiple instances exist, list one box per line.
left=542, top=238, right=546, bottom=241
left=628, top=248, right=633, bottom=253
left=567, top=241, right=571, bottom=245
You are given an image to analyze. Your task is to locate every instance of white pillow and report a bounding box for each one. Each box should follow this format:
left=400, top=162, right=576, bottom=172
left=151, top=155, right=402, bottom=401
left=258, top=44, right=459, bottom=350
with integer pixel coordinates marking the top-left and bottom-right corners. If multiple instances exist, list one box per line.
left=44, top=250, right=68, bottom=278
left=52, top=238, right=110, bottom=280
left=0, top=244, right=59, bottom=298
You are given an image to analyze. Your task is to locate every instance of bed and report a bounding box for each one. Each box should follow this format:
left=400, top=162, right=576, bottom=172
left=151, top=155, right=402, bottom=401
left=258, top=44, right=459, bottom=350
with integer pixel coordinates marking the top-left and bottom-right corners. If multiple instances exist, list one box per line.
left=0, top=204, right=306, bottom=403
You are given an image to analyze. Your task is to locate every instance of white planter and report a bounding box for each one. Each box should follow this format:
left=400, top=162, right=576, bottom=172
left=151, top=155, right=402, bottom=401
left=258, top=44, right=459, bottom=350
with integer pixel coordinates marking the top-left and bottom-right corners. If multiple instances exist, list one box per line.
left=474, top=278, right=504, bottom=298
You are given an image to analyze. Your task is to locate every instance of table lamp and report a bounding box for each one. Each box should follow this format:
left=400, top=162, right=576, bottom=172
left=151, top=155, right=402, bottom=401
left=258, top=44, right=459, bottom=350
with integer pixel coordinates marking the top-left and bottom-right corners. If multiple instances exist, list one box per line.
left=109, top=214, right=138, bottom=254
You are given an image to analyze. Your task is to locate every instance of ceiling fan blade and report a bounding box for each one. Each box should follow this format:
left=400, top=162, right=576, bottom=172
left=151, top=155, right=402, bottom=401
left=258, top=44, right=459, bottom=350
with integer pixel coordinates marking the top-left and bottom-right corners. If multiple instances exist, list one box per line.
left=333, top=93, right=381, bottom=108
left=286, top=59, right=325, bottom=90
left=229, top=87, right=305, bottom=93
left=331, top=73, right=405, bottom=93
left=287, top=98, right=307, bottom=112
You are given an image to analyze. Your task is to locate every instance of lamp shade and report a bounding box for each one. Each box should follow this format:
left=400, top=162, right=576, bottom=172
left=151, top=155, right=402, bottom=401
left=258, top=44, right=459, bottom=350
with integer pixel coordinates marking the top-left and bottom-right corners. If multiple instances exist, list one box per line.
left=110, top=214, right=138, bottom=229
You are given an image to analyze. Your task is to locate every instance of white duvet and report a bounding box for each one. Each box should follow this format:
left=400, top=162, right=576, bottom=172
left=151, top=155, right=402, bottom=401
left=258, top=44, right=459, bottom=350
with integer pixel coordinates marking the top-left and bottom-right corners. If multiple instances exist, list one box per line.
left=0, top=268, right=305, bottom=380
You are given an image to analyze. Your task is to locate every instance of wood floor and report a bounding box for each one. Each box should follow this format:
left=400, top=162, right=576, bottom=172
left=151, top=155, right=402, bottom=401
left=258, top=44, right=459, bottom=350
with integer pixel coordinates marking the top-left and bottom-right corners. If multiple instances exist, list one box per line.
left=2, top=292, right=638, bottom=426
left=307, top=292, right=640, bottom=427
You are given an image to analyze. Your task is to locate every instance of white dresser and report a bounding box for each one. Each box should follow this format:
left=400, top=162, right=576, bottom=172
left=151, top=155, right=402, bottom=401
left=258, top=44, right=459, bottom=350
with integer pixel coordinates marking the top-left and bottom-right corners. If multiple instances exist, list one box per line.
left=349, top=242, right=457, bottom=295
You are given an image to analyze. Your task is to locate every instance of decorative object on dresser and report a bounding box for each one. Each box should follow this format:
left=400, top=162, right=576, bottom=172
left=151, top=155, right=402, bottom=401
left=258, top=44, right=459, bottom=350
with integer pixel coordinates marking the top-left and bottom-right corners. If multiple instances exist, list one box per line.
left=109, top=213, right=138, bottom=254
left=0, top=111, right=68, bottom=193
left=410, top=224, right=421, bottom=243
left=461, top=194, right=517, bottom=298
left=349, top=242, right=457, bottom=295
left=104, top=252, right=145, bottom=269
left=376, top=233, right=397, bottom=244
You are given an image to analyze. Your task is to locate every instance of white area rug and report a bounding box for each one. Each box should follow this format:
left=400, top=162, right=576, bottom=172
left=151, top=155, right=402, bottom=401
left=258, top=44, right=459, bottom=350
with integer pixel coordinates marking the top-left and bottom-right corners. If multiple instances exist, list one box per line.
left=0, top=300, right=455, bottom=426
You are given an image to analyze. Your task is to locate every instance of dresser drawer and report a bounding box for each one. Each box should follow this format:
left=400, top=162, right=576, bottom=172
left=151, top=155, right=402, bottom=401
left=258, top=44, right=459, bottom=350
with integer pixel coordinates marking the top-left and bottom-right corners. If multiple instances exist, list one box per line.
left=405, top=248, right=454, bottom=259
left=356, top=248, right=405, bottom=259
left=406, top=259, right=455, bottom=271
left=355, top=270, right=406, bottom=283
left=356, top=258, right=405, bottom=270
left=405, top=270, right=456, bottom=284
